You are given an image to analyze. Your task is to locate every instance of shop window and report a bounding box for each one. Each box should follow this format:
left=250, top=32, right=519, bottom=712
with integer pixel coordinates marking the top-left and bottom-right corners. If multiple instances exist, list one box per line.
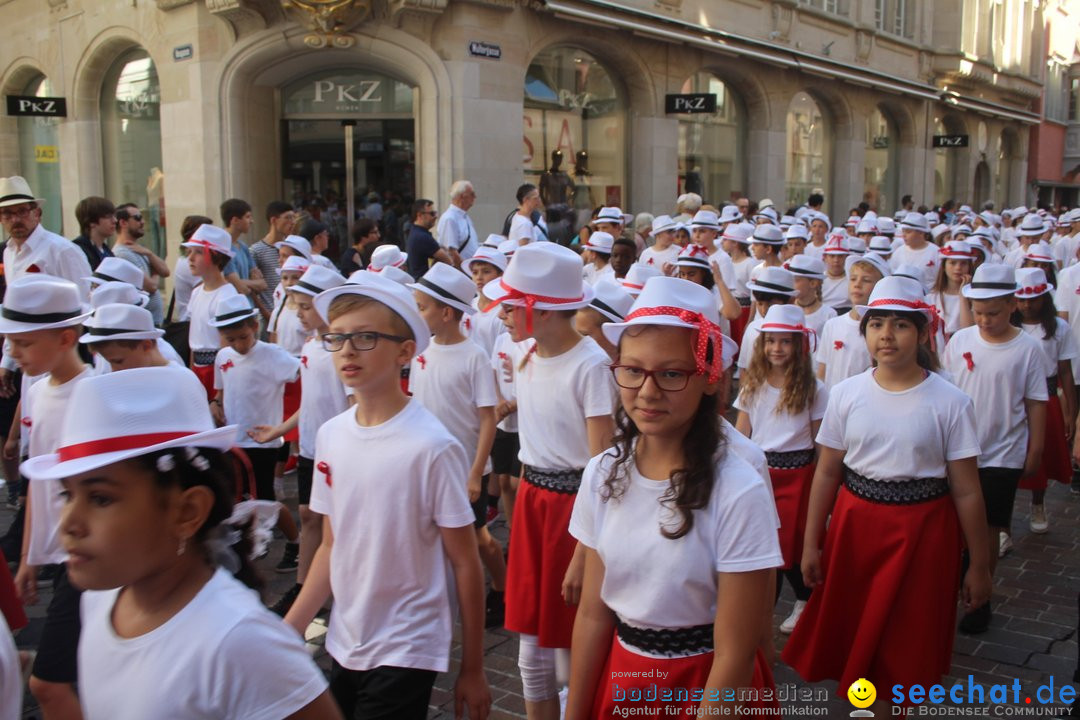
left=677, top=72, right=746, bottom=204
left=785, top=92, right=830, bottom=210
left=17, top=75, right=62, bottom=231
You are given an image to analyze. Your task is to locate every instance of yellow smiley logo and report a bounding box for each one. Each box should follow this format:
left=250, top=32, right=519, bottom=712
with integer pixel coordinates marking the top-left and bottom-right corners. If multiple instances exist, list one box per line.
left=847, top=678, right=877, bottom=709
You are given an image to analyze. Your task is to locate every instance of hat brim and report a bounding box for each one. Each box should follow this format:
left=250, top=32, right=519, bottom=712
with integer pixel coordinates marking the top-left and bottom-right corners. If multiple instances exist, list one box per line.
left=855, top=303, right=933, bottom=320
left=181, top=241, right=235, bottom=259
left=313, top=284, right=431, bottom=355
left=589, top=302, right=624, bottom=324
left=960, top=285, right=1019, bottom=300
left=0, top=196, right=45, bottom=209
left=21, top=424, right=239, bottom=482
left=649, top=224, right=678, bottom=236
left=80, top=328, right=165, bottom=343
left=602, top=319, right=738, bottom=370
left=582, top=244, right=613, bottom=255
left=899, top=223, right=930, bottom=233
left=690, top=223, right=721, bottom=232
left=208, top=309, right=259, bottom=327
left=481, top=277, right=594, bottom=311
left=745, top=282, right=797, bottom=297
left=0, top=308, right=93, bottom=335
left=407, top=282, right=477, bottom=315
left=462, top=256, right=506, bottom=274
left=1016, top=284, right=1054, bottom=298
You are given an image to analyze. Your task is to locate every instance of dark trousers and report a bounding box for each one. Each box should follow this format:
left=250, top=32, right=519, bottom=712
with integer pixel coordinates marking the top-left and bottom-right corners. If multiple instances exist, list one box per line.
left=776, top=567, right=812, bottom=603
left=241, top=447, right=280, bottom=501
left=330, top=661, right=437, bottom=720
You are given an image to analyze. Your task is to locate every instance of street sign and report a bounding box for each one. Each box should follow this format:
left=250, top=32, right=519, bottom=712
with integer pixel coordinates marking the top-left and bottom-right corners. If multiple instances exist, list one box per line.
left=665, top=93, right=718, bottom=114
left=468, top=41, right=501, bottom=60
left=6, top=95, right=67, bottom=117
left=173, top=44, right=193, bottom=62
left=932, top=134, right=969, bottom=148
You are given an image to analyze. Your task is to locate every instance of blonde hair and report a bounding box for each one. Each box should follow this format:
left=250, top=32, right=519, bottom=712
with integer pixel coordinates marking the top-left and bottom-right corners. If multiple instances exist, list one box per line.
left=740, top=332, right=817, bottom=415
left=327, top=294, right=412, bottom=339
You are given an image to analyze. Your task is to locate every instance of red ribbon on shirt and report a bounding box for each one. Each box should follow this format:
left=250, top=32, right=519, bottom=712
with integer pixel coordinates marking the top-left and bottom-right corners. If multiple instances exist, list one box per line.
left=962, top=352, right=975, bottom=371
left=463, top=317, right=471, bottom=331
left=834, top=340, right=844, bottom=350
left=482, top=278, right=585, bottom=335
left=317, top=461, right=332, bottom=487
left=219, top=360, right=234, bottom=373
left=300, top=355, right=308, bottom=368
left=25, top=264, right=40, bottom=273
left=417, top=355, right=427, bottom=370
left=646, top=257, right=655, bottom=265
left=623, top=305, right=725, bottom=383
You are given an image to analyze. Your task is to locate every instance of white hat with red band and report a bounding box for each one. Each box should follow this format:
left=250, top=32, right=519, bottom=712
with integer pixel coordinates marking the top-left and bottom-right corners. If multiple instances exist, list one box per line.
left=758, top=304, right=818, bottom=352
left=1015, top=267, right=1052, bottom=299
left=280, top=255, right=310, bottom=275
left=673, top=243, right=712, bottom=269
left=601, top=276, right=737, bottom=375
left=80, top=303, right=164, bottom=343
left=822, top=235, right=850, bottom=255
left=0, top=274, right=93, bottom=334
left=588, top=280, right=634, bottom=323
left=621, top=263, right=661, bottom=296
left=746, top=266, right=797, bottom=296
left=462, top=246, right=508, bottom=274
left=482, top=243, right=592, bottom=334
left=784, top=255, right=825, bottom=280
left=90, top=281, right=149, bottom=309
left=582, top=231, right=615, bottom=255
left=961, top=263, right=1019, bottom=300
left=408, top=262, right=478, bottom=315
left=87, top=257, right=145, bottom=290
left=1023, top=241, right=1055, bottom=264
left=844, top=215, right=861, bottom=229
left=855, top=275, right=938, bottom=323
left=21, top=366, right=237, bottom=481
left=315, top=270, right=431, bottom=355
left=939, top=240, right=977, bottom=260
left=368, top=244, right=408, bottom=271
left=181, top=224, right=234, bottom=258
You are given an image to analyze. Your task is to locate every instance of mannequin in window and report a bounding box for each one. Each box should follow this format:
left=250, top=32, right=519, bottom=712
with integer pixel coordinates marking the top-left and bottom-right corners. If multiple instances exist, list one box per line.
left=146, top=167, right=165, bottom=259
left=572, top=150, right=594, bottom=228
left=540, top=150, right=575, bottom=208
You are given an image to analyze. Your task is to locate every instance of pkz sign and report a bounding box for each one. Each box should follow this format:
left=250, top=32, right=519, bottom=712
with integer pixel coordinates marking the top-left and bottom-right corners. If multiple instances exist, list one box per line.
left=932, top=134, right=969, bottom=148
left=665, top=93, right=718, bottom=114
left=312, top=79, right=383, bottom=105
left=6, top=95, right=67, bottom=118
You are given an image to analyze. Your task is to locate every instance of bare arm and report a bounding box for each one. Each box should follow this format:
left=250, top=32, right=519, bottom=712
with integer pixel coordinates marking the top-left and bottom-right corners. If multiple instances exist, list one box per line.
left=1061, top=361, right=1076, bottom=442
left=440, top=524, right=492, bottom=720
left=468, top=407, right=497, bottom=502
left=947, top=456, right=991, bottom=610
left=800, top=445, right=845, bottom=587
left=284, top=515, right=333, bottom=635
left=701, top=569, right=772, bottom=712
left=734, top=410, right=751, bottom=438
left=249, top=410, right=300, bottom=444
left=285, top=691, right=344, bottom=720
left=1022, top=398, right=1047, bottom=479
left=586, top=414, right=614, bottom=457
left=566, top=548, right=615, bottom=720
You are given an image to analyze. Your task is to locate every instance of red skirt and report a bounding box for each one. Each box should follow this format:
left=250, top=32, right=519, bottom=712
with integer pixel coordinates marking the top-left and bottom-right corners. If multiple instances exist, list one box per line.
left=282, top=377, right=301, bottom=443
left=192, top=363, right=215, bottom=403
left=781, top=486, right=962, bottom=704
left=769, top=463, right=814, bottom=568
left=0, top=549, right=26, bottom=632
left=1020, top=393, right=1069, bottom=490
left=729, top=304, right=752, bottom=349
left=504, top=479, right=578, bottom=648
left=592, top=633, right=778, bottom=718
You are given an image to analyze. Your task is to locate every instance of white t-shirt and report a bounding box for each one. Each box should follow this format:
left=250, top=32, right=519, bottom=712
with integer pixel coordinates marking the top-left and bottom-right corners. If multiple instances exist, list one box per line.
left=171, top=255, right=198, bottom=322
left=815, top=312, right=871, bottom=389
left=569, top=447, right=783, bottom=631
left=708, top=248, right=737, bottom=291
left=1055, top=263, right=1080, bottom=379
left=734, top=380, right=828, bottom=453
left=925, top=290, right=966, bottom=337
left=804, top=241, right=827, bottom=260
left=492, top=334, right=533, bottom=433
left=79, top=568, right=327, bottom=720
left=269, top=299, right=309, bottom=356
left=436, top=204, right=479, bottom=259
left=801, top=303, right=837, bottom=337
left=310, top=400, right=475, bottom=672
left=464, top=301, right=506, bottom=359
left=186, top=283, right=240, bottom=353
left=297, top=338, right=350, bottom=459
left=816, top=370, right=981, bottom=480
left=821, top=275, right=849, bottom=310
left=0, top=609, right=19, bottom=720
left=583, top=262, right=616, bottom=287
left=720, top=417, right=780, bottom=529
left=509, top=213, right=548, bottom=244
left=90, top=341, right=186, bottom=376
left=410, top=339, right=497, bottom=474
left=731, top=256, right=755, bottom=299
left=942, top=327, right=1049, bottom=469
left=889, top=243, right=940, bottom=287
left=1003, top=243, right=1033, bottom=269
left=1021, top=318, right=1079, bottom=379
left=737, top=316, right=763, bottom=370
left=639, top=244, right=680, bottom=272
left=214, top=342, right=300, bottom=448
left=516, top=336, right=616, bottom=470
left=26, top=367, right=94, bottom=566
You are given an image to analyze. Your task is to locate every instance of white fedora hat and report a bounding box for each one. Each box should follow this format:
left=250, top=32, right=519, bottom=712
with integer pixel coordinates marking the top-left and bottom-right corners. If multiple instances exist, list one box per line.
left=0, top=176, right=44, bottom=208
left=746, top=266, right=797, bottom=296
left=649, top=215, right=679, bottom=236
left=595, top=206, right=629, bottom=225
left=751, top=225, right=785, bottom=246
left=846, top=237, right=867, bottom=255
left=601, top=276, right=737, bottom=377
left=280, top=255, right=311, bottom=275
left=89, top=281, right=149, bottom=309
left=181, top=224, right=234, bottom=258
left=868, top=236, right=893, bottom=254
left=482, top=234, right=505, bottom=249
left=80, top=303, right=164, bottom=343
left=1017, top=214, right=1047, bottom=237
left=759, top=304, right=818, bottom=351
left=722, top=222, right=755, bottom=246
left=1023, top=241, right=1055, bottom=264
left=855, top=219, right=877, bottom=235
left=315, top=270, right=431, bottom=355
left=690, top=210, right=721, bottom=231
left=208, top=294, right=259, bottom=327
left=290, top=265, right=346, bottom=298
left=621, top=263, right=661, bottom=296
left=673, top=244, right=712, bottom=270
left=1015, top=267, right=1053, bottom=299
left=718, top=205, right=742, bottom=224
left=87, top=257, right=145, bottom=289
left=891, top=262, right=927, bottom=290
left=588, top=279, right=634, bottom=322
left=368, top=244, right=407, bottom=271
left=961, top=263, right=1019, bottom=300
left=279, top=235, right=313, bottom=260
left=0, top=275, right=92, bottom=334
left=409, top=263, right=477, bottom=315
left=822, top=235, right=850, bottom=255
left=877, top=217, right=896, bottom=234
left=462, top=246, right=508, bottom=274
left=377, top=265, right=414, bottom=286
left=497, top=238, right=519, bottom=258
left=784, top=254, right=825, bottom=280
left=856, top=275, right=939, bottom=324
left=899, top=212, right=930, bottom=233
left=582, top=231, right=615, bottom=255
left=784, top=224, right=810, bottom=241
left=939, top=240, right=976, bottom=261
left=482, top=242, right=593, bottom=324
left=846, top=251, right=892, bottom=279
left=21, top=366, right=237, bottom=481
left=808, top=211, right=832, bottom=231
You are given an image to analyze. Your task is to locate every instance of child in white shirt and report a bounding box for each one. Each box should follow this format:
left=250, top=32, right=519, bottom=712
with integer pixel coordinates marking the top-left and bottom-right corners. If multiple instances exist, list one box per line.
left=182, top=224, right=239, bottom=400
left=816, top=255, right=887, bottom=389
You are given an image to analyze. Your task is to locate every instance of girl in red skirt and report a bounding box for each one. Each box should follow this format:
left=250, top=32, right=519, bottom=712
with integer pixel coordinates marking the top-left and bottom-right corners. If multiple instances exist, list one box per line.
left=723, top=223, right=755, bottom=347
left=1012, top=267, right=1076, bottom=535
left=567, top=276, right=783, bottom=720
left=781, top=275, right=992, bottom=713
left=735, top=303, right=827, bottom=636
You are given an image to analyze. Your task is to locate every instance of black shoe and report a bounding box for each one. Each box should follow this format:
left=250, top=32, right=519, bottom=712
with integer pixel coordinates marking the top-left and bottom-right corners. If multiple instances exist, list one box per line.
left=270, top=583, right=302, bottom=617
left=275, top=542, right=299, bottom=573
left=485, top=589, right=505, bottom=629
left=959, top=602, right=992, bottom=634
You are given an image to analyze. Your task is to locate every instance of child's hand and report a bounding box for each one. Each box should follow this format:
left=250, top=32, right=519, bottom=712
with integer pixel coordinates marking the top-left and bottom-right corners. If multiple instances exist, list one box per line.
left=962, top=565, right=992, bottom=610
left=3, top=435, right=18, bottom=461
left=495, top=401, right=513, bottom=423
left=801, top=548, right=823, bottom=588
left=210, top=402, right=225, bottom=427
left=454, top=667, right=491, bottom=720
left=248, top=425, right=279, bottom=444
left=467, top=471, right=482, bottom=503
left=561, top=548, right=585, bottom=606
left=13, top=564, right=37, bottom=605
left=661, top=261, right=675, bottom=277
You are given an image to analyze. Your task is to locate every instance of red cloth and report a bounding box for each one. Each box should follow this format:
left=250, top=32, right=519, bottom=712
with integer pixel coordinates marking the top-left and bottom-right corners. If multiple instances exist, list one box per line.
left=0, top=549, right=26, bottom=631
left=1020, top=393, right=1069, bottom=490
left=729, top=305, right=752, bottom=349
left=192, top=363, right=215, bottom=403
left=781, top=486, right=961, bottom=705
left=591, top=633, right=778, bottom=718
left=504, top=479, right=578, bottom=648
left=768, top=463, right=814, bottom=568
left=282, top=377, right=301, bottom=443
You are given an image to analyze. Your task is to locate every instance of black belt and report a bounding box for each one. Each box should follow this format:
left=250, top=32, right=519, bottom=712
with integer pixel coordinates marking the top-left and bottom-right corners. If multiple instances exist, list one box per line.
left=737, top=296, right=752, bottom=307
left=192, top=349, right=217, bottom=366
left=843, top=466, right=949, bottom=505
left=615, top=618, right=713, bottom=657
left=523, top=466, right=583, bottom=494
left=1048, top=375, right=1058, bottom=395
left=765, top=448, right=814, bottom=469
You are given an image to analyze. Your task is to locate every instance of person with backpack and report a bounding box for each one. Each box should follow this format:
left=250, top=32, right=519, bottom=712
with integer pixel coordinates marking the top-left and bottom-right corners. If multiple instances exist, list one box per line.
left=507, top=184, right=549, bottom=245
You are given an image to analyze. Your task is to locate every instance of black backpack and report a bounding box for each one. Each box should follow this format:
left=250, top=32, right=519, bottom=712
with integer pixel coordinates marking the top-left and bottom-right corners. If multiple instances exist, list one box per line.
left=501, top=209, right=548, bottom=240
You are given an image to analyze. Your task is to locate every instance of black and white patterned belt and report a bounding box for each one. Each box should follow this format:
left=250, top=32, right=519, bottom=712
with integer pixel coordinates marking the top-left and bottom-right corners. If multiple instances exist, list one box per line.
left=765, top=448, right=814, bottom=469
left=843, top=466, right=949, bottom=505
left=1048, top=375, right=1058, bottom=396
left=737, top=296, right=752, bottom=307
left=522, top=466, right=583, bottom=494
left=616, top=618, right=713, bottom=657
left=192, top=349, right=218, bottom=366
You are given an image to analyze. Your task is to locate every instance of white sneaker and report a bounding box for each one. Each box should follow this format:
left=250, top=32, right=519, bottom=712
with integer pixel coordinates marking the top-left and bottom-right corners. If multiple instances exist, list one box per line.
left=780, top=600, right=807, bottom=634
left=999, top=531, right=1013, bottom=558
left=1030, top=504, right=1049, bottom=534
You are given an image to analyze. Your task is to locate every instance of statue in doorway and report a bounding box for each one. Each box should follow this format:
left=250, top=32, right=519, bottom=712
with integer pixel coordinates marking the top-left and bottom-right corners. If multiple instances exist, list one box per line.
left=540, top=150, right=575, bottom=208
left=572, top=150, right=594, bottom=230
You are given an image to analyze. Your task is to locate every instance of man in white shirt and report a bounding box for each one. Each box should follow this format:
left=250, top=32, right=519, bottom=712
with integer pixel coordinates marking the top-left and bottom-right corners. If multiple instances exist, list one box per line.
left=436, top=180, right=479, bottom=264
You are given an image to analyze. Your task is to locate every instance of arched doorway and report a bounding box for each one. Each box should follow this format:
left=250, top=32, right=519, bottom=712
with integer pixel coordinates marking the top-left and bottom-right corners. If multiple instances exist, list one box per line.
left=785, top=92, right=830, bottom=210
left=973, top=161, right=991, bottom=207
left=16, top=74, right=63, bottom=232
left=996, top=130, right=1017, bottom=206
left=863, top=106, right=898, bottom=214
left=676, top=72, right=746, bottom=204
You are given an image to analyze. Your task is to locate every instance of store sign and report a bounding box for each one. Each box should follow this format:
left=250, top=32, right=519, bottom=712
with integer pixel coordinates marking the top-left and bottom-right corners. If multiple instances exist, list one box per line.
left=34, top=145, right=59, bottom=163
left=872, top=136, right=889, bottom=149
left=284, top=71, right=413, bottom=117
left=665, top=93, right=717, bottom=114
left=6, top=95, right=67, bottom=117
left=468, top=41, right=501, bottom=60
left=933, top=134, right=969, bottom=148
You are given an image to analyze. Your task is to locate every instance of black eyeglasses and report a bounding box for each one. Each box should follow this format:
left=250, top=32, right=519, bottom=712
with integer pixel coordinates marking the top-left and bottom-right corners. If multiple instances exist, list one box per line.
left=321, top=331, right=409, bottom=352
left=609, top=364, right=697, bottom=392
left=119, top=214, right=143, bottom=222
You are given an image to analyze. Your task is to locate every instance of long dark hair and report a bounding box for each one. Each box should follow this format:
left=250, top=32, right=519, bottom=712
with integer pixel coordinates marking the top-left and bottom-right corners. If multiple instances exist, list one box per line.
left=1011, top=292, right=1058, bottom=340
left=132, top=448, right=262, bottom=595
left=859, top=308, right=940, bottom=372
left=600, top=328, right=726, bottom=540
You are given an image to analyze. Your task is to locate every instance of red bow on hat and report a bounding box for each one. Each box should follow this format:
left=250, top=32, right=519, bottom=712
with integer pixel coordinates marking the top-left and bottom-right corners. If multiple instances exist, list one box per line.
left=865, top=298, right=944, bottom=351
left=417, top=355, right=427, bottom=370
left=300, top=355, right=308, bottom=368
left=760, top=321, right=818, bottom=355
left=623, top=305, right=725, bottom=383
left=686, top=244, right=709, bottom=258
left=483, top=279, right=585, bottom=335
left=1017, top=284, right=1048, bottom=297
left=317, top=461, right=332, bottom=487
left=834, top=340, right=844, bottom=350
left=219, top=360, right=234, bottom=373
left=962, top=351, right=974, bottom=371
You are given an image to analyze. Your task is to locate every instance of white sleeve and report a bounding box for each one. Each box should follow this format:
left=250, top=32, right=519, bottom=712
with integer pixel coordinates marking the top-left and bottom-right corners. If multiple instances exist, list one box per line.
left=568, top=455, right=605, bottom=548
left=581, top=357, right=617, bottom=418
left=815, top=385, right=846, bottom=451
left=213, top=352, right=225, bottom=391
left=271, top=347, right=302, bottom=384
left=435, top=213, right=458, bottom=250
left=1057, top=322, right=1080, bottom=362
left=473, top=353, right=497, bottom=408
left=810, top=381, right=829, bottom=421
left=944, top=394, right=982, bottom=461
left=508, top=215, right=531, bottom=245
left=1023, top=346, right=1050, bottom=401
left=308, top=426, right=333, bottom=516
left=427, top=443, right=475, bottom=529
left=713, top=478, right=784, bottom=572
left=56, top=246, right=94, bottom=300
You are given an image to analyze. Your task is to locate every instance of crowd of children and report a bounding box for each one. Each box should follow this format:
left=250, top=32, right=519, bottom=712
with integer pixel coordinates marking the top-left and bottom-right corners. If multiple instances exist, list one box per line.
left=0, top=192, right=1078, bottom=720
